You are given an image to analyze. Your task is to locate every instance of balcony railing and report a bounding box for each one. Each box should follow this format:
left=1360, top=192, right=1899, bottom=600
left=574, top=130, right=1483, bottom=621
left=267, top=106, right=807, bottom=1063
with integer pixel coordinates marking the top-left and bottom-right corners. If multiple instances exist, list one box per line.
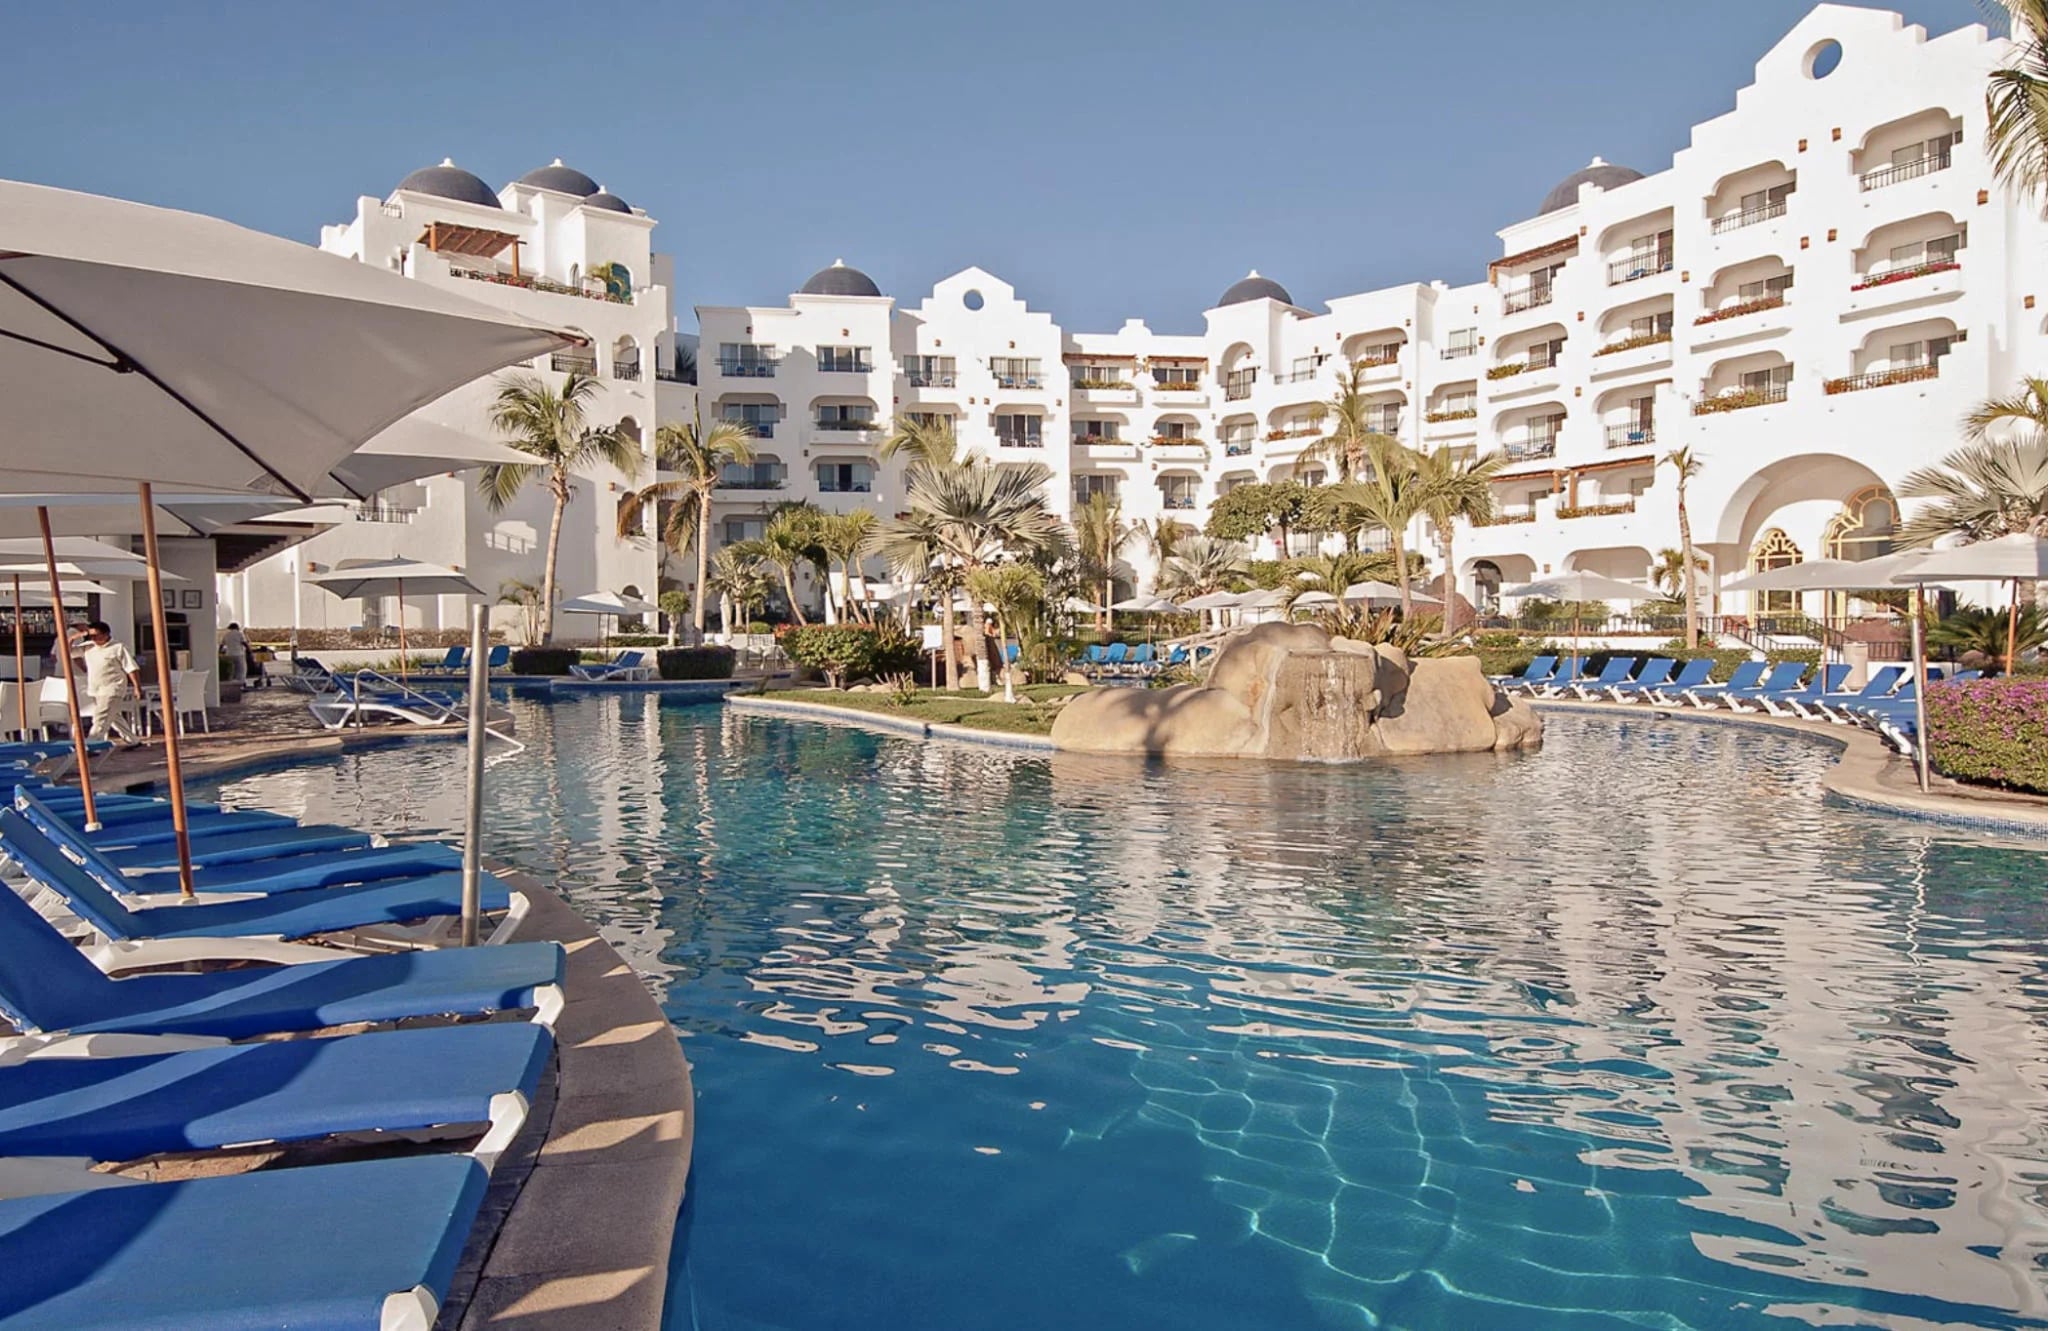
left=1607, top=251, right=1674, bottom=285
left=1151, top=379, right=1204, bottom=392
left=1440, top=344, right=1477, bottom=359
left=1223, top=441, right=1254, bottom=456
left=1474, top=508, right=1538, bottom=527
left=1070, top=377, right=1132, bottom=391
left=1859, top=149, right=1952, bottom=192
left=820, top=360, right=875, bottom=375
left=1161, top=496, right=1197, bottom=511
left=1693, top=381, right=1789, bottom=414
left=1594, top=330, right=1673, bottom=357
left=1072, top=433, right=1124, bottom=447
left=353, top=504, right=417, bottom=524
left=1488, top=361, right=1529, bottom=381
left=1502, top=288, right=1553, bottom=315
left=1272, top=366, right=1325, bottom=384
left=1694, top=292, right=1786, bottom=325
left=614, top=360, right=642, bottom=382
left=1148, top=435, right=1204, bottom=449
left=997, top=434, right=1043, bottom=448
left=1823, top=363, right=1940, bottom=395
left=452, top=267, right=629, bottom=304
left=905, top=372, right=956, bottom=388
left=1604, top=424, right=1657, bottom=449
left=814, top=419, right=878, bottom=433
left=1265, top=427, right=1318, bottom=441
left=1711, top=199, right=1788, bottom=233
left=1351, top=348, right=1401, bottom=368
left=717, top=475, right=787, bottom=490
left=1557, top=499, right=1637, bottom=520
left=1425, top=407, right=1478, bottom=424
left=718, top=359, right=779, bottom=378
left=1850, top=257, right=1960, bottom=291
left=1506, top=438, right=1557, bottom=461
left=551, top=352, right=597, bottom=375
left=1223, top=373, right=1257, bottom=400
left=655, top=362, right=694, bottom=384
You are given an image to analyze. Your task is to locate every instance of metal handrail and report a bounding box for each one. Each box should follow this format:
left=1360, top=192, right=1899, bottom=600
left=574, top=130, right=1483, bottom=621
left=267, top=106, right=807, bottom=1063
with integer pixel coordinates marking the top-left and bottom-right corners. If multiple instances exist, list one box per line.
left=1710, top=199, right=1788, bottom=233
left=1859, top=149, right=1952, bottom=192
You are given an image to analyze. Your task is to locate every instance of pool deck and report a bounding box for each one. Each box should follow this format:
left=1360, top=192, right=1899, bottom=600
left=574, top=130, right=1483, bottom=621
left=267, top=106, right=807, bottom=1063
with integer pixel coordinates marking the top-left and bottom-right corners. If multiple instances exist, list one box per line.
left=1532, top=697, right=2048, bottom=838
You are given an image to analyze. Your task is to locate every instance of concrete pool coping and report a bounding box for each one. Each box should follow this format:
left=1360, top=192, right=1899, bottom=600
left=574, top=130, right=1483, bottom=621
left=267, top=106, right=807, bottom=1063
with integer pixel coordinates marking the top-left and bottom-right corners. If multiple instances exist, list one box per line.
left=1531, top=698, right=2048, bottom=839
left=724, top=694, right=1058, bottom=751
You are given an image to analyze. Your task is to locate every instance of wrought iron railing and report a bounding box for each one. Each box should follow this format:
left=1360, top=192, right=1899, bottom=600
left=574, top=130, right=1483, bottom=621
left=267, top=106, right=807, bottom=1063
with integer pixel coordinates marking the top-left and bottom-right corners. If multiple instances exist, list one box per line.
left=718, top=359, right=779, bottom=378
left=1603, top=424, right=1656, bottom=449
left=1858, top=149, right=1952, bottom=192
left=1710, top=199, right=1788, bottom=233
left=1502, top=287, right=1553, bottom=315
left=1607, top=251, right=1674, bottom=285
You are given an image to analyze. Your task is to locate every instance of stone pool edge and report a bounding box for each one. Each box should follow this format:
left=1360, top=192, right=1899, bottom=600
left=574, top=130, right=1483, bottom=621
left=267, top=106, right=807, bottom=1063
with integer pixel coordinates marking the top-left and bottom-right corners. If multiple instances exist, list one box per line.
left=1532, top=698, right=2048, bottom=840
left=724, top=694, right=1058, bottom=751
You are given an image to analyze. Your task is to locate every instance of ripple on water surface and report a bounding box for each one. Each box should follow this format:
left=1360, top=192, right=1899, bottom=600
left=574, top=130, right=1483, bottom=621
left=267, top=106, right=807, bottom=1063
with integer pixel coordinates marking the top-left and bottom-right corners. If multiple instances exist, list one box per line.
left=200, top=699, right=2048, bottom=1330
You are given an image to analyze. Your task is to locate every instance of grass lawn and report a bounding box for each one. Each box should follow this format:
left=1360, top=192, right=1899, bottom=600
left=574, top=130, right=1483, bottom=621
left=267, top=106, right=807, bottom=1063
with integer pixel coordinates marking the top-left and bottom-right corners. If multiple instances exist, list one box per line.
left=767, top=683, right=1089, bottom=736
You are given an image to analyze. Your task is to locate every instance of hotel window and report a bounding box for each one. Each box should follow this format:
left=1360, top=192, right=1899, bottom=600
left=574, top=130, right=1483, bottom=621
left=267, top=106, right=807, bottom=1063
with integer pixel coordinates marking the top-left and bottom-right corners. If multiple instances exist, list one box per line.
left=1296, top=467, right=1326, bottom=488
left=721, top=404, right=780, bottom=438
left=719, top=460, right=786, bottom=488
left=1444, top=327, right=1478, bottom=358
left=1158, top=476, right=1198, bottom=510
left=1151, top=363, right=1202, bottom=386
left=1526, top=337, right=1565, bottom=370
left=1739, top=364, right=1794, bottom=393
left=1073, top=419, right=1120, bottom=442
left=1629, top=312, right=1675, bottom=340
left=720, top=517, right=766, bottom=545
left=815, top=404, right=875, bottom=429
left=1890, top=337, right=1953, bottom=369
left=1371, top=405, right=1402, bottom=435
left=1529, top=412, right=1565, bottom=443
left=817, top=345, right=873, bottom=373
left=718, top=343, right=778, bottom=376
left=1073, top=475, right=1120, bottom=503
left=815, top=461, right=875, bottom=493
left=1738, top=273, right=1794, bottom=302
left=994, top=413, right=1042, bottom=447
left=903, top=355, right=956, bottom=387
left=1153, top=420, right=1194, bottom=441
left=1440, top=390, right=1476, bottom=415
left=1739, top=182, right=1795, bottom=213
left=1290, top=353, right=1330, bottom=379
left=988, top=357, right=1042, bottom=388
left=1894, top=131, right=1960, bottom=170
left=1224, top=367, right=1258, bottom=398
left=1071, top=362, right=1130, bottom=387
left=1889, top=232, right=1962, bottom=269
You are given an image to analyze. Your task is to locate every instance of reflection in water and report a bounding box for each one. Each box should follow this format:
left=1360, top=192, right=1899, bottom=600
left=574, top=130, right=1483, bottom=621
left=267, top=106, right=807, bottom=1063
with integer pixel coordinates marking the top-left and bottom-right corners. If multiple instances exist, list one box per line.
left=201, top=699, right=2048, bottom=1330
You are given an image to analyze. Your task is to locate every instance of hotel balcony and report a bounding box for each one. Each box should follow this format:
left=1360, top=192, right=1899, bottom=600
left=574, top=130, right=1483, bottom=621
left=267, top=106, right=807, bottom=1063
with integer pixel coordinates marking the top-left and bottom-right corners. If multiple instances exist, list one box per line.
left=1501, top=287, right=1554, bottom=316
left=904, top=371, right=956, bottom=388
left=1689, top=294, right=1792, bottom=350
left=813, top=419, right=879, bottom=436
left=1557, top=499, right=1637, bottom=520
left=1603, top=423, right=1656, bottom=450
left=1440, top=344, right=1478, bottom=361
left=718, top=358, right=779, bottom=379
left=1859, top=147, right=1953, bottom=193
left=1606, top=251, right=1674, bottom=286
left=1692, top=381, right=1789, bottom=415
left=1504, top=437, right=1558, bottom=462
left=1710, top=199, right=1788, bottom=234
left=1823, top=364, right=1939, bottom=395
left=1222, top=439, right=1255, bottom=457
left=1075, top=435, right=1140, bottom=460
left=552, top=351, right=597, bottom=376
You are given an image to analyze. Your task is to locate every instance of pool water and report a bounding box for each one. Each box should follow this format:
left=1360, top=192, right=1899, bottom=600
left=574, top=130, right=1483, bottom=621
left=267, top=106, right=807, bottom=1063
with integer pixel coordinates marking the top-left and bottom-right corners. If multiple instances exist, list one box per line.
left=200, top=697, right=2048, bottom=1330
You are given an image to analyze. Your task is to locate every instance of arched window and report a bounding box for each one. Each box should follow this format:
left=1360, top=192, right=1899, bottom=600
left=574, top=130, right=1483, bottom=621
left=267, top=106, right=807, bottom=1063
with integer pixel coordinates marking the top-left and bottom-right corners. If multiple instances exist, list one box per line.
left=618, top=584, right=646, bottom=633
left=1472, top=560, right=1504, bottom=614
left=1823, top=484, right=1902, bottom=620
left=1748, top=528, right=1803, bottom=617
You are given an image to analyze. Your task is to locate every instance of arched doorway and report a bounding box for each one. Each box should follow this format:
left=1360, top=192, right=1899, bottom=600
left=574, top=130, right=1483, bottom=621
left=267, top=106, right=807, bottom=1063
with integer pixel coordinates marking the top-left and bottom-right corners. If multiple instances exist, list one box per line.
left=1472, top=560, right=1504, bottom=616
left=1822, top=483, right=1903, bottom=620
left=1748, top=528, right=1803, bottom=617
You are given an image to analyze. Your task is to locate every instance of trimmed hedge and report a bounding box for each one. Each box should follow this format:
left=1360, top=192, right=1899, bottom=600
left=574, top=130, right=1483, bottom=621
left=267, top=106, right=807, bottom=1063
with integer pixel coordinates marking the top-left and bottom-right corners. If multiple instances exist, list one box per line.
left=779, top=625, right=920, bottom=688
left=657, top=646, right=735, bottom=680
left=510, top=646, right=580, bottom=676
left=1926, top=677, right=2048, bottom=795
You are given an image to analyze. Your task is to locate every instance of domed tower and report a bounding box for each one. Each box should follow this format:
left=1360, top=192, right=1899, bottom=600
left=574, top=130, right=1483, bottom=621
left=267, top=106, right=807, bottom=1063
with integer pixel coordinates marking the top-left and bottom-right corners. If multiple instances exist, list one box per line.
left=516, top=159, right=601, bottom=197
left=799, top=259, right=883, bottom=297
left=1538, top=156, right=1644, bottom=214
left=1216, top=270, right=1295, bottom=307
left=392, top=159, right=501, bottom=209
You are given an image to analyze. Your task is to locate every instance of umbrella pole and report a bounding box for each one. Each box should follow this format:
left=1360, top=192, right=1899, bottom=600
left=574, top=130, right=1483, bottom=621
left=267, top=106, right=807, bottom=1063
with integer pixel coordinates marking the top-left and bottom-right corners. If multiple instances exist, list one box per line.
left=10, top=575, right=26, bottom=739
left=460, top=603, right=488, bottom=947
left=2007, top=578, right=2021, bottom=675
left=1911, top=586, right=1930, bottom=794
left=397, top=581, right=408, bottom=688
left=136, top=484, right=195, bottom=899
left=37, top=508, right=98, bottom=829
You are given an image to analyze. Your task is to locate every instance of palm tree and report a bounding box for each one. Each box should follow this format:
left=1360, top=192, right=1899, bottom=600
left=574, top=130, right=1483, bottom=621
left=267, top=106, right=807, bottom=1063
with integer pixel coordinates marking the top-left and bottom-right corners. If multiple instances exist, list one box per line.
left=616, top=408, right=756, bottom=641
left=1327, top=435, right=1431, bottom=617
left=1648, top=547, right=1707, bottom=599
left=1302, top=363, right=1390, bottom=483
left=1156, top=536, right=1248, bottom=598
left=881, top=414, right=968, bottom=467
left=1986, top=0, right=2048, bottom=197
left=1072, top=492, right=1128, bottom=630
left=1415, top=445, right=1507, bottom=634
left=1138, top=517, right=1189, bottom=579
left=484, top=370, right=640, bottom=642
left=816, top=510, right=879, bottom=625
left=1900, top=382, right=2048, bottom=545
left=887, top=458, right=1064, bottom=692
left=496, top=578, right=545, bottom=645
left=1928, top=602, right=2046, bottom=669
left=873, top=510, right=960, bottom=689
left=707, top=545, right=770, bottom=633
left=1279, top=551, right=1390, bottom=611
left=1662, top=446, right=1705, bottom=648
left=744, top=511, right=818, bottom=625
left=966, top=564, right=1044, bottom=702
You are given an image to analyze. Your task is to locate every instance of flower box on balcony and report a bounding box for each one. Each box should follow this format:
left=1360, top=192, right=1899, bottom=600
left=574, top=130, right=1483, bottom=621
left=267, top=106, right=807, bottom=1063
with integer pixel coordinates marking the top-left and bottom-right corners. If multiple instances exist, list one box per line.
left=1149, top=435, right=1204, bottom=448
left=1487, top=362, right=1529, bottom=381
left=1424, top=408, right=1479, bottom=423
left=1692, top=385, right=1787, bottom=415
left=1593, top=331, right=1673, bottom=357
left=1823, top=363, right=1940, bottom=395
left=1556, top=500, right=1637, bottom=520
left=1070, top=377, right=1132, bottom=390
left=1694, top=294, right=1785, bottom=325
left=1151, top=382, right=1203, bottom=393
left=1849, top=260, right=1960, bottom=292
left=1264, top=427, right=1317, bottom=441
left=1473, top=511, right=1538, bottom=528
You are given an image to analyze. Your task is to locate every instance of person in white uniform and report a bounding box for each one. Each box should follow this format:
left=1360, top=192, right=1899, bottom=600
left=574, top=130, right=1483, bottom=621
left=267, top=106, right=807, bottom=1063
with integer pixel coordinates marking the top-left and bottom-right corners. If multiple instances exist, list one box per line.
left=68, top=620, right=142, bottom=748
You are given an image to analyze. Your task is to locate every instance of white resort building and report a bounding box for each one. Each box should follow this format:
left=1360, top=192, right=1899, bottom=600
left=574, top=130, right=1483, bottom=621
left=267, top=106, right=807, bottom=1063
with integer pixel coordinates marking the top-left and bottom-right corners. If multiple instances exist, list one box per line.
left=229, top=4, right=2034, bottom=639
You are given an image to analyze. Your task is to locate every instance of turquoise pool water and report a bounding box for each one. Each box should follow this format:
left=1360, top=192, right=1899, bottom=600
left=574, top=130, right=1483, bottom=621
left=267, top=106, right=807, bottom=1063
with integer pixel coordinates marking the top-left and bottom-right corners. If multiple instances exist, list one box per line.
left=200, top=697, right=2048, bottom=1329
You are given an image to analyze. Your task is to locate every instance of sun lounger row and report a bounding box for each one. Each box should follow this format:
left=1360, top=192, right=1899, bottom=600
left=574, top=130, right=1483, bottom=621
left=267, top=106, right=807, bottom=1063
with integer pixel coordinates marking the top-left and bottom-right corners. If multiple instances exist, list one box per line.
left=1076, top=643, right=1203, bottom=678
left=0, top=771, right=565, bottom=1330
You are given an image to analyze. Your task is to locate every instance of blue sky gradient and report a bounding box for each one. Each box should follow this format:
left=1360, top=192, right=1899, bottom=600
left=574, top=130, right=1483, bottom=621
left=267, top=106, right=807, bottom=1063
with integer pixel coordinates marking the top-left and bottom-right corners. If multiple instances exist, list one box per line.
left=2, top=1, right=1995, bottom=331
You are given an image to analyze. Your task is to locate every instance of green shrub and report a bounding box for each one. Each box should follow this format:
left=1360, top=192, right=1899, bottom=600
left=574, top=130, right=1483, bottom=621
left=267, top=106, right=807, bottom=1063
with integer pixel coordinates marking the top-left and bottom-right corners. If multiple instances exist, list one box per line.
left=510, top=646, right=579, bottom=676
left=746, top=621, right=772, bottom=635
left=1926, top=677, right=2048, bottom=794
left=779, top=625, right=918, bottom=689
left=657, top=646, right=736, bottom=680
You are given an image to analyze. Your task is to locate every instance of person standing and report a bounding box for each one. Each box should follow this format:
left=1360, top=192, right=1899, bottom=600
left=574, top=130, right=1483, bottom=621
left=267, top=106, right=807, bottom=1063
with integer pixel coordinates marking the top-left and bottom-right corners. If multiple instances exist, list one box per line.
left=69, top=620, right=143, bottom=749
left=220, top=622, right=248, bottom=682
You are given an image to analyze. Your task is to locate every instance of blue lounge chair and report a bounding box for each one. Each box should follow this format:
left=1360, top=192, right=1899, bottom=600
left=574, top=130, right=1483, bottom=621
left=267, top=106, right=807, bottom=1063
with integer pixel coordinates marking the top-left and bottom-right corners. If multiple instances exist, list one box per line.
left=44, top=815, right=374, bottom=873
left=1566, top=656, right=1640, bottom=699
left=569, top=649, right=652, bottom=682
left=0, top=1022, right=550, bottom=1171
left=1680, top=659, right=1766, bottom=708
left=1491, top=655, right=1557, bottom=690
left=0, top=1155, right=490, bottom=1330
left=1802, top=665, right=1905, bottom=723
left=1758, top=663, right=1851, bottom=717
left=1719, top=661, right=1809, bottom=711
left=423, top=644, right=468, bottom=675
left=1641, top=658, right=1715, bottom=704
left=1521, top=657, right=1585, bottom=696
left=0, top=877, right=564, bottom=1040
left=486, top=644, right=511, bottom=670
left=0, top=809, right=519, bottom=954
left=1128, top=643, right=1156, bottom=673
left=1003, top=642, right=1021, bottom=665
left=1600, top=657, right=1674, bottom=702
left=1102, top=644, right=1129, bottom=674
left=1162, top=645, right=1190, bottom=668
left=1082, top=645, right=1107, bottom=667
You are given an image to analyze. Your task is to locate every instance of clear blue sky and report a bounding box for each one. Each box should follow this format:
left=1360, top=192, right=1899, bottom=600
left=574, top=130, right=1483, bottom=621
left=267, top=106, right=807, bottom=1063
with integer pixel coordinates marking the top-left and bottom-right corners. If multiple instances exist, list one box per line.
left=2, top=1, right=1996, bottom=333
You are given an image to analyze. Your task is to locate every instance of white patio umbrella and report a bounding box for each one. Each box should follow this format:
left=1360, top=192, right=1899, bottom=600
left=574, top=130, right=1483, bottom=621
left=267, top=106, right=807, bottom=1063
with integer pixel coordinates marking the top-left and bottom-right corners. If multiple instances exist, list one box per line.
left=1178, top=591, right=1245, bottom=611
left=1502, top=572, right=1658, bottom=665
left=309, top=559, right=482, bottom=683
left=322, top=418, right=538, bottom=500
left=1111, top=594, right=1177, bottom=612
left=1341, top=580, right=1444, bottom=606
left=557, top=590, right=659, bottom=647
left=1065, top=595, right=1108, bottom=615
left=1291, top=590, right=1339, bottom=610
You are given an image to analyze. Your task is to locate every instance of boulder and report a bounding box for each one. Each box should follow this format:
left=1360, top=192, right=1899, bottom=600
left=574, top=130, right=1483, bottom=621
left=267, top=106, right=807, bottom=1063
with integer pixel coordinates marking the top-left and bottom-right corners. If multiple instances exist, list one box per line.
left=1048, top=622, right=1542, bottom=760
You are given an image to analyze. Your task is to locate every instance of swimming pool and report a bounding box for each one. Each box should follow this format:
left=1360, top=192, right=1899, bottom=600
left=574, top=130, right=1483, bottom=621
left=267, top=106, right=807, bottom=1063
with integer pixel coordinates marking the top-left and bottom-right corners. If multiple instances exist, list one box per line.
left=200, top=696, right=2048, bottom=1329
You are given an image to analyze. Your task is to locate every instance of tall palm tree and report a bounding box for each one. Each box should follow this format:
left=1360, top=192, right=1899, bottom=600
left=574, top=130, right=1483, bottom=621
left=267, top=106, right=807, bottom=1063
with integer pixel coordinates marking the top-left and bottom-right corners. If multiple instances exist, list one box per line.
left=1986, top=0, right=2048, bottom=197
left=1327, top=435, right=1431, bottom=618
left=484, top=370, right=639, bottom=642
left=816, top=510, right=880, bottom=625
left=707, top=545, right=771, bottom=634
left=966, top=564, right=1044, bottom=703
left=1415, top=445, right=1507, bottom=634
left=1302, top=363, right=1390, bottom=483
left=1139, top=516, right=1189, bottom=579
left=1900, top=381, right=2048, bottom=544
left=1156, top=536, right=1248, bottom=598
left=1648, top=547, right=1707, bottom=600
left=616, top=408, right=756, bottom=640
left=745, top=510, right=818, bottom=625
left=1662, top=446, right=1705, bottom=648
left=873, top=510, right=960, bottom=689
left=887, top=458, right=1063, bottom=692
left=1072, top=492, right=1128, bottom=630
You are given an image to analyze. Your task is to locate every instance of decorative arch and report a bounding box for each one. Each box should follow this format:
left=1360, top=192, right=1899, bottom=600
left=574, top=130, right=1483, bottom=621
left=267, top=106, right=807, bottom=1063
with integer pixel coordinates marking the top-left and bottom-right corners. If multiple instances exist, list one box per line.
left=1748, top=527, right=1804, bottom=615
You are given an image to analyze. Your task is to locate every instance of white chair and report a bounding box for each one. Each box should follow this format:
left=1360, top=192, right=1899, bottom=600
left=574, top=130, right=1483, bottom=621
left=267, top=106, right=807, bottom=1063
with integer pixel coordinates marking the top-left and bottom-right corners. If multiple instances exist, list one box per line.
left=171, top=670, right=210, bottom=734
left=36, top=677, right=79, bottom=737
left=0, top=682, right=29, bottom=741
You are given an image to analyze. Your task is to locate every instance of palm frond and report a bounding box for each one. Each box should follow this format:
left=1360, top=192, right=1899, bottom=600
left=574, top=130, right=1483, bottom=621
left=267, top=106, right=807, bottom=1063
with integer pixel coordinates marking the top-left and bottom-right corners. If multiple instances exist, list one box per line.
left=478, top=461, right=541, bottom=513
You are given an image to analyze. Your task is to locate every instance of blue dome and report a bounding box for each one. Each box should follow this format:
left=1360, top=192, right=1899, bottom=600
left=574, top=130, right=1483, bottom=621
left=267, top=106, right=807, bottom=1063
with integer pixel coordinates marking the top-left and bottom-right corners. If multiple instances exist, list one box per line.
left=800, top=260, right=882, bottom=297
left=518, top=159, right=600, bottom=196
left=583, top=190, right=633, bottom=213
left=1218, top=270, right=1293, bottom=307
left=393, top=159, right=500, bottom=209
left=1539, top=157, right=1644, bottom=214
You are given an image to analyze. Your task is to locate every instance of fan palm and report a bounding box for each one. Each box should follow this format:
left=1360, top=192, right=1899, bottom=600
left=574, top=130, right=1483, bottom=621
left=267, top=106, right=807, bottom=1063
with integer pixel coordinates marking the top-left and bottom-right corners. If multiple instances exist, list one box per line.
left=1326, top=435, right=1430, bottom=617
left=1415, top=445, right=1507, bottom=633
left=1662, top=446, right=1705, bottom=647
left=816, top=510, right=880, bottom=625
left=1156, top=536, right=1248, bottom=599
left=1280, top=551, right=1396, bottom=611
left=706, top=545, right=771, bottom=633
left=614, top=407, right=756, bottom=639
left=1900, top=381, right=2048, bottom=545
left=966, top=564, right=1045, bottom=702
left=873, top=510, right=960, bottom=689
left=484, top=370, right=640, bottom=642
left=1987, top=0, right=2048, bottom=197
left=1072, top=492, right=1128, bottom=630
left=881, top=414, right=968, bottom=467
